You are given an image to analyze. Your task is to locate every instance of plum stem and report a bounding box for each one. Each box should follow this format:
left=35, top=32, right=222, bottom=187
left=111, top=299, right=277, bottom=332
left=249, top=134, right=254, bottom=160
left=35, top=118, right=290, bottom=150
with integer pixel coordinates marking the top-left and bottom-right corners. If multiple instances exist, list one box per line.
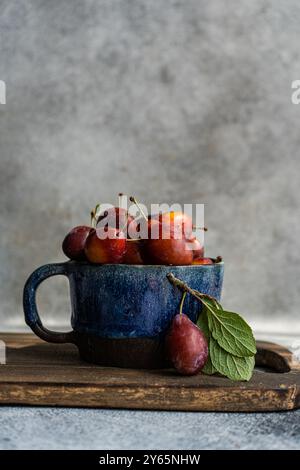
left=90, top=203, right=101, bottom=228
left=179, top=291, right=186, bottom=316
left=118, top=193, right=126, bottom=214
left=129, top=196, right=148, bottom=222
left=167, top=272, right=217, bottom=304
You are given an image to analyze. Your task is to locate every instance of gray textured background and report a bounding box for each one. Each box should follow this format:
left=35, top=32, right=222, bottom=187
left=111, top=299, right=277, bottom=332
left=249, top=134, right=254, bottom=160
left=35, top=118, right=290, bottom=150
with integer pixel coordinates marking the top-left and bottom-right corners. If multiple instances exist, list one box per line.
left=0, top=0, right=299, bottom=333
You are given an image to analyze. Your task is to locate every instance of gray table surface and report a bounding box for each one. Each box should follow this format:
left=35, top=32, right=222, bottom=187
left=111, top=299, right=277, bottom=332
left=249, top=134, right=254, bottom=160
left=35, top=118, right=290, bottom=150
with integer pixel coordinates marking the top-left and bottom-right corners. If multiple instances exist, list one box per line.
left=0, top=407, right=299, bottom=450
left=0, top=332, right=299, bottom=450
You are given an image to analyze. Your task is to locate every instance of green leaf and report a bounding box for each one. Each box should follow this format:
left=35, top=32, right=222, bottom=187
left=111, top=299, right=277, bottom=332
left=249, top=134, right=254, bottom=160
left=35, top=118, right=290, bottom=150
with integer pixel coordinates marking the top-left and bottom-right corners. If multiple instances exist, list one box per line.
left=196, top=308, right=210, bottom=339
left=202, top=355, right=217, bottom=375
left=199, top=295, right=222, bottom=311
left=198, top=303, right=213, bottom=332
left=209, top=338, right=255, bottom=381
left=199, top=297, right=222, bottom=332
left=201, top=300, right=256, bottom=357
left=197, top=309, right=217, bottom=375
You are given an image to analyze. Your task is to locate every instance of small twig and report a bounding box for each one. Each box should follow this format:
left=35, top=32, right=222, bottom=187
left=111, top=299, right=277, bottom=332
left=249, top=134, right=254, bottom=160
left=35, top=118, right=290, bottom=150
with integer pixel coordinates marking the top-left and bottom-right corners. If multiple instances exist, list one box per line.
left=90, top=203, right=101, bottom=227
left=129, top=196, right=148, bottom=222
left=167, top=273, right=198, bottom=297
left=166, top=272, right=217, bottom=303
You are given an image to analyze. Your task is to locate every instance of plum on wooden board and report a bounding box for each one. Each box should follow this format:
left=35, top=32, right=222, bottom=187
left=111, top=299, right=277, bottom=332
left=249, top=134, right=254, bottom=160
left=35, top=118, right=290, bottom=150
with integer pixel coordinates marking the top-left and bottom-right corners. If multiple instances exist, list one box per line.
left=166, top=313, right=208, bottom=375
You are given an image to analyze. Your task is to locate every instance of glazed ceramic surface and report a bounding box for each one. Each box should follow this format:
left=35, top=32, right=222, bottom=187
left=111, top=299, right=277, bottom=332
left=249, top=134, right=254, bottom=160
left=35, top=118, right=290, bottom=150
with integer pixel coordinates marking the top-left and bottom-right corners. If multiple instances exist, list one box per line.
left=23, top=261, right=224, bottom=367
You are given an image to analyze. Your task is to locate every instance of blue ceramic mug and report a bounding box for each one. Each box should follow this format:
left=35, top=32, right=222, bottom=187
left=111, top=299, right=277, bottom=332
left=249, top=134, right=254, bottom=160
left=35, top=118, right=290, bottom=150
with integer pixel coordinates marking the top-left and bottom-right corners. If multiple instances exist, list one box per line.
left=23, top=261, right=224, bottom=368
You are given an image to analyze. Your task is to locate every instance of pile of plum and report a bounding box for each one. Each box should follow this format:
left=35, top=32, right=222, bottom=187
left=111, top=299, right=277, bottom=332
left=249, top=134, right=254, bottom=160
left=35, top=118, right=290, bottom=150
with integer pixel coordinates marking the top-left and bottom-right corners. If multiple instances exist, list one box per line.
left=62, top=198, right=215, bottom=266
left=62, top=197, right=219, bottom=376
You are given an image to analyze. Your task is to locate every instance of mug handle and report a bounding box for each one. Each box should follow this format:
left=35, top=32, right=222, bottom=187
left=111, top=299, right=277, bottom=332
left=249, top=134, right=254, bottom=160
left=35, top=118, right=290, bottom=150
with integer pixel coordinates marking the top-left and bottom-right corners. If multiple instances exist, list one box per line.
left=23, top=263, right=76, bottom=344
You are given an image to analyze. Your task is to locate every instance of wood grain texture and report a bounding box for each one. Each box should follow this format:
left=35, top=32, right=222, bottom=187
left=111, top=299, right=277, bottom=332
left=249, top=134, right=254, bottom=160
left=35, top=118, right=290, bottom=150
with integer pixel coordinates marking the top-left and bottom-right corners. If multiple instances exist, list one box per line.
left=0, top=334, right=299, bottom=411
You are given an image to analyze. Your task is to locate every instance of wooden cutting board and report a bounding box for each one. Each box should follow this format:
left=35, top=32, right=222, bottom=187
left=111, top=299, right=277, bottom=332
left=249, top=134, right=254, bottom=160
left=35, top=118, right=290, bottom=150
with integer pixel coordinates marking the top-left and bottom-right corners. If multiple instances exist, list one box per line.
left=0, top=333, right=299, bottom=412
